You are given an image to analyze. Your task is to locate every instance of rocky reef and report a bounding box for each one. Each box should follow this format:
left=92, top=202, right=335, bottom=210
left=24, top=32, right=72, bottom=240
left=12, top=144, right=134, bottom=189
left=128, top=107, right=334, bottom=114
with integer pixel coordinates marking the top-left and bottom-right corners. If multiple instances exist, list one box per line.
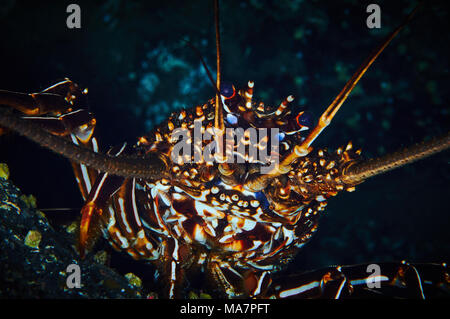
left=0, top=170, right=145, bottom=298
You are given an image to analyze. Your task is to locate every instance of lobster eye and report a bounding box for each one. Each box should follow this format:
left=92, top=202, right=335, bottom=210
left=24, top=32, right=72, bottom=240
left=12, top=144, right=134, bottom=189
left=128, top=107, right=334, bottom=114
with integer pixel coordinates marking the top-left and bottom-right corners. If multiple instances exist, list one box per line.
left=220, top=82, right=235, bottom=99
left=296, top=111, right=314, bottom=130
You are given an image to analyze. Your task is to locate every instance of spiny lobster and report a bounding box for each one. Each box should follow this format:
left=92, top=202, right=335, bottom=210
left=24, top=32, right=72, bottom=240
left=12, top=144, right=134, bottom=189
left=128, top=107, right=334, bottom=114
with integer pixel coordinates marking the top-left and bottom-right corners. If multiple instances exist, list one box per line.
left=0, top=0, right=449, bottom=298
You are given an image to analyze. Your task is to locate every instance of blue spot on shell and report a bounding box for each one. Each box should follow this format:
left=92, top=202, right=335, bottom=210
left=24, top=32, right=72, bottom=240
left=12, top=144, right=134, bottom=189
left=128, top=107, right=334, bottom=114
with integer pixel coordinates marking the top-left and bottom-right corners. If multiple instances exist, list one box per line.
left=276, top=132, right=286, bottom=141
left=226, top=113, right=238, bottom=125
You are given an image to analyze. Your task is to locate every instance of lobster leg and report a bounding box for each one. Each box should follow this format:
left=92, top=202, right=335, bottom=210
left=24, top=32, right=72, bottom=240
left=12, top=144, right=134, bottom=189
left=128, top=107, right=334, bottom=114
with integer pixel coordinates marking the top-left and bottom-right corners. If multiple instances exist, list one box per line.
left=0, top=80, right=110, bottom=256
left=76, top=142, right=129, bottom=258
left=0, top=79, right=95, bottom=141
left=77, top=142, right=166, bottom=261
left=0, top=79, right=85, bottom=116
left=206, top=261, right=272, bottom=298
left=0, top=81, right=170, bottom=262
left=0, top=80, right=95, bottom=138
left=20, top=109, right=96, bottom=142
left=0, top=80, right=99, bottom=196
left=208, top=261, right=244, bottom=297
left=78, top=170, right=124, bottom=257
left=259, top=262, right=449, bottom=299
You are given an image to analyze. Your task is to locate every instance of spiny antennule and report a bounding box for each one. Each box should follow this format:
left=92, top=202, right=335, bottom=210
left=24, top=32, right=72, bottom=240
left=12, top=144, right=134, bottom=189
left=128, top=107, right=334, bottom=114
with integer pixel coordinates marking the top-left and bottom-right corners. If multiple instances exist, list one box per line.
left=275, top=95, right=294, bottom=116
left=256, top=102, right=265, bottom=113
left=345, top=141, right=353, bottom=151
left=244, top=81, right=254, bottom=109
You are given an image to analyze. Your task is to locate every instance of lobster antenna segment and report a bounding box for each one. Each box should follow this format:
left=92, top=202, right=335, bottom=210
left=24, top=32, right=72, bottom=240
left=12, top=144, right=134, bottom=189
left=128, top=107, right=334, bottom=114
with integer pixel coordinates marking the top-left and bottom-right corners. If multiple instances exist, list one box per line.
left=0, top=108, right=169, bottom=180
left=214, top=0, right=224, bottom=133
left=182, top=39, right=221, bottom=96
left=342, top=131, right=450, bottom=185
left=213, top=0, right=231, bottom=167
left=271, top=3, right=422, bottom=176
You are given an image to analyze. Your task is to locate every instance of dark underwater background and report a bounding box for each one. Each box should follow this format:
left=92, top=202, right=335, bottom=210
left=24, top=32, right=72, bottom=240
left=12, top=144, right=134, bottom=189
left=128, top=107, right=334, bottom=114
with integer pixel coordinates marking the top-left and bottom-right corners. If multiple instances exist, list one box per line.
left=0, top=0, right=449, bottom=296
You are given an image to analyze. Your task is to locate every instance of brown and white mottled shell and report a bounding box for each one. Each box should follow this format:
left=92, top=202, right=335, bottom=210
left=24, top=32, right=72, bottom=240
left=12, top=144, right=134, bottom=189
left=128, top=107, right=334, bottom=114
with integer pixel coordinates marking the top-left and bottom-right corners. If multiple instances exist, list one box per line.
left=99, top=83, right=361, bottom=283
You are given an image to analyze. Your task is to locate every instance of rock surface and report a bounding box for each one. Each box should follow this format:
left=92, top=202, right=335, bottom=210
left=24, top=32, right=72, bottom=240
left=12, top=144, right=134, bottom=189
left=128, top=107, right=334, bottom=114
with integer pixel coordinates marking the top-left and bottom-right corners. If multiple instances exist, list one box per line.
left=0, top=176, right=143, bottom=298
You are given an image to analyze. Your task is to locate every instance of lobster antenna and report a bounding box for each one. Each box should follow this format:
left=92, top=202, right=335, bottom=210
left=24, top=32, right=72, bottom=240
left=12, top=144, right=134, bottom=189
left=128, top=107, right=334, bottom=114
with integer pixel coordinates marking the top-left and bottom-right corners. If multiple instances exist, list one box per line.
left=214, top=0, right=224, bottom=132
left=212, top=0, right=231, bottom=167
left=185, top=1, right=230, bottom=167
left=181, top=0, right=225, bottom=106
left=182, top=39, right=221, bottom=96
left=341, top=131, right=450, bottom=185
left=243, top=3, right=424, bottom=192
left=271, top=3, right=423, bottom=176
left=0, top=108, right=169, bottom=180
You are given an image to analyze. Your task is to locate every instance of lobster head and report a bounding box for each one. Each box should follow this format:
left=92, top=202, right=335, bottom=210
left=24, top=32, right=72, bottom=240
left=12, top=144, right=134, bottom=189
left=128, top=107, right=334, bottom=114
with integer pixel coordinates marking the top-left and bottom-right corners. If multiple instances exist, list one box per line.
left=135, top=82, right=363, bottom=261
